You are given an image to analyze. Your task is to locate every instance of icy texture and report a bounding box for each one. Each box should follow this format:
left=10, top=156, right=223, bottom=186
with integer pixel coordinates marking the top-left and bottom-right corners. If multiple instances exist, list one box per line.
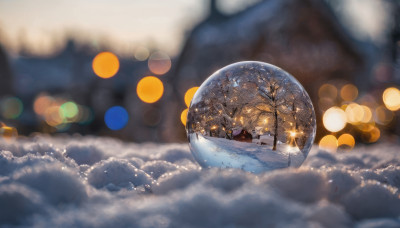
left=187, top=61, right=316, bottom=172
left=0, top=136, right=400, bottom=227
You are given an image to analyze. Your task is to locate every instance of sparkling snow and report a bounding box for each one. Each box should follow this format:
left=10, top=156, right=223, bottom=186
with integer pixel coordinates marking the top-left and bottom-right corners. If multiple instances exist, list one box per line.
left=0, top=135, right=399, bottom=227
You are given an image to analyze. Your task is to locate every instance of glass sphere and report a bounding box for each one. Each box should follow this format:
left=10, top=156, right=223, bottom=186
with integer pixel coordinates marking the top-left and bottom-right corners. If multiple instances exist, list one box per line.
left=186, top=61, right=316, bottom=173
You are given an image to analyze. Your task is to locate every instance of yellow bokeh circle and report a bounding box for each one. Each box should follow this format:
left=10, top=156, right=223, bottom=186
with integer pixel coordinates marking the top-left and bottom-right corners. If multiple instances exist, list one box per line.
left=137, top=76, right=164, bottom=103
left=184, top=87, right=199, bottom=107
left=92, top=52, right=120, bottom=79
left=181, top=108, right=188, bottom=126
left=319, top=135, right=338, bottom=152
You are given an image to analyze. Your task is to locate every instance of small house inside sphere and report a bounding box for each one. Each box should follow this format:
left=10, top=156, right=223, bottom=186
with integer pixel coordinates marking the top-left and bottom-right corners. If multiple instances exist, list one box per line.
left=186, top=61, right=316, bottom=173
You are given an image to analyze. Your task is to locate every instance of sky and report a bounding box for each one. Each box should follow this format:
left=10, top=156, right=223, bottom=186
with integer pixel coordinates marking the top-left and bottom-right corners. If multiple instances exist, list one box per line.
left=0, top=0, right=260, bottom=56
left=0, top=0, right=391, bottom=57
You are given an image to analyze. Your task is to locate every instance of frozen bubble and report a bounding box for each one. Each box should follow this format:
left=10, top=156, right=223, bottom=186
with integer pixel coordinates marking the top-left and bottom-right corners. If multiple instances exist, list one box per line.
left=186, top=61, right=316, bottom=173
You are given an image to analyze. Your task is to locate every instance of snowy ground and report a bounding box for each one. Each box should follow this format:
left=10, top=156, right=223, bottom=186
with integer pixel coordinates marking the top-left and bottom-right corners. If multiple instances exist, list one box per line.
left=190, top=133, right=304, bottom=173
left=0, top=135, right=399, bottom=228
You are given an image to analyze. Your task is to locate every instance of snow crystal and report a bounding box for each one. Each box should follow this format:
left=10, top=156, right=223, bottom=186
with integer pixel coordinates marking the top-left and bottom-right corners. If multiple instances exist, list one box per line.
left=0, top=136, right=399, bottom=227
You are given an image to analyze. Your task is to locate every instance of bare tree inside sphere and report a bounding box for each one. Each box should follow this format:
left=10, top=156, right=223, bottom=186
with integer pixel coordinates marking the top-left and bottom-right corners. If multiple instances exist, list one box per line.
left=186, top=61, right=316, bottom=173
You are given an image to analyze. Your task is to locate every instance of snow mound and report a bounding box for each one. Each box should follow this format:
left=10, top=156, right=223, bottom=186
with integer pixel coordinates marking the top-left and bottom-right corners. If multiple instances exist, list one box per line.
left=0, top=136, right=399, bottom=227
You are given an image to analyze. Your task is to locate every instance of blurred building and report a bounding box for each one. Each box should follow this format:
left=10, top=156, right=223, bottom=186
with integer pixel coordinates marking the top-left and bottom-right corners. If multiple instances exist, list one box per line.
left=0, top=43, right=13, bottom=97
left=163, top=0, right=370, bottom=142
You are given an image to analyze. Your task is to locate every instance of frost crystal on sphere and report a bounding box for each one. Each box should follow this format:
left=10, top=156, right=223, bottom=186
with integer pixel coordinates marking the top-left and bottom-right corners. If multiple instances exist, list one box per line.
left=186, top=61, right=316, bottom=173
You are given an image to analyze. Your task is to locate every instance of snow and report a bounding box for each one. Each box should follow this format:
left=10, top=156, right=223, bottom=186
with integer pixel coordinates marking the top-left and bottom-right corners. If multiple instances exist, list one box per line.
left=190, top=133, right=304, bottom=173
left=0, top=135, right=399, bottom=227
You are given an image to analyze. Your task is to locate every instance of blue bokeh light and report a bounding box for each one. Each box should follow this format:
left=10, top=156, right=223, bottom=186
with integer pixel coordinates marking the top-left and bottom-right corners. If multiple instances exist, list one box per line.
left=104, top=106, right=129, bottom=130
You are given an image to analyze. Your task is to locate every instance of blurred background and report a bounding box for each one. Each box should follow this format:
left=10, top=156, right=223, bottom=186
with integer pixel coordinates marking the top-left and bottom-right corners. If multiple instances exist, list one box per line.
left=0, top=0, right=399, bottom=151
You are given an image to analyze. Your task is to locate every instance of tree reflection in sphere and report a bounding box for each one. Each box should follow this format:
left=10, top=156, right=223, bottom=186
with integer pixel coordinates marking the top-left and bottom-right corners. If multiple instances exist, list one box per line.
left=186, top=61, right=316, bottom=173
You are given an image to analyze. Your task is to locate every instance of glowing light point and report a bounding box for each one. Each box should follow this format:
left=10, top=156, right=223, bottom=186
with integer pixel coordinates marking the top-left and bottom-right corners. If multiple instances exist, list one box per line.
left=383, top=87, right=400, bottom=111
left=148, top=51, right=171, bottom=75
left=134, top=46, right=150, bottom=61
left=105, top=106, right=129, bottom=130
left=340, top=84, right=358, bottom=101
left=184, top=87, right=199, bottom=107
left=0, top=123, right=18, bottom=140
left=137, top=76, right=164, bottom=103
left=92, top=52, right=120, bottom=79
left=0, top=97, right=23, bottom=119
left=338, top=133, right=355, bottom=151
left=323, top=107, right=347, bottom=132
left=60, top=102, right=79, bottom=119
left=181, top=108, right=188, bottom=126
left=319, top=135, right=338, bottom=153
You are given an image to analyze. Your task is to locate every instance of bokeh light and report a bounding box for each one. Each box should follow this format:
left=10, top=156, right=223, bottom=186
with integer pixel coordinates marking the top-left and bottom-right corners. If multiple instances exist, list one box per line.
left=34, top=94, right=54, bottom=115
left=361, top=126, right=380, bottom=143
left=181, top=108, right=188, bottom=126
left=184, top=87, right=199, bottom=107
left=77, top=106, right=94, bottom=125
left=134, top=46, right=150, bottom=61
left=0, top=124, right=18, bottom=140
left=0, top=97, right=23, bottom=119
left=137, top=76, right=164, bottom=103
left=338, top=133, right=355, bottom=151
left=148, top=51, right=171, bottom=75
left=374, top=106, right=394, bottom=125
left=323, top=107, right=346, bottom=132
left=318, top=97, right=336, bottom=111
left=44, top=106, right=64, bottom=127
left=319, top=135, right=338, bottom=152
left=104, top=106, right=129, bottom=130
left=382, top=87, right=400, bottom=111
left=340, top=84, right=358, bottom=101
left=357, top=123, right=375, bottom=132
left=92, top=52, right=120, bottom=79
left=60, top=101, right=79, bottom=119
left=318, top=84, right=337, bottom=99
left=345, top=103, right=364, bottom=124
left=32, top=94, right=90, bottom=128
left=360, top=105, right=372, bottom=123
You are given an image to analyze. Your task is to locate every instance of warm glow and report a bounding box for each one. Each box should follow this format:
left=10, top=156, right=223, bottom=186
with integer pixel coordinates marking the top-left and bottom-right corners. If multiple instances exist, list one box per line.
left=340, top=84, right=358, bottom=101
left=290, top=131, right=296, bottom=137
left=360, top=105, right=372, bottom=123
left=34, top=95, right=54, bottom=115
left=382, top=87, right=400, bottom=111
left=361, top=127, right=380, bottom=143
left=184, top=87, right=199, bottom=107
left=319, top=135, right=338, bottom=152
left=0, top=125, right=18, bottom=139
left=374, top=106, right=394, bottom=125
left=338, top=133, right=355, bottom=150
left=148, top=51, right=171, bottom=75
left=137, top=76, right=164, bottom=103
left=318, top=84, right=337, bottom=99
left=92, top=52, right=120, bottom=79
left=44, top=106, right=64, bottom=126
left=323, top=107, right=346, bottom=132
left=345, top=103, right=364, bottom=124
left=357, top=123, right=375, bottom=132
left=134, top=46, right=150, bottom=61
left=181, top=108, right=188, bottom=126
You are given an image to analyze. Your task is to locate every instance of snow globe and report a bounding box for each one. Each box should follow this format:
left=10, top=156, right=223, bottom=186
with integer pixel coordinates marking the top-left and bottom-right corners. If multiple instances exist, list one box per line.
left=186, top=61, right=316, bottom=173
